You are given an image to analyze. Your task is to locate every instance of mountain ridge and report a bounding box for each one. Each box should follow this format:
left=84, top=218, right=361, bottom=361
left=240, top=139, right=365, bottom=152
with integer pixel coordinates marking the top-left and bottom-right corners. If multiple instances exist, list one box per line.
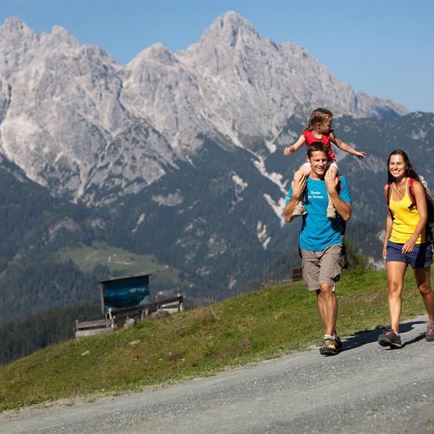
left=0, top=12, right=406, bottom=201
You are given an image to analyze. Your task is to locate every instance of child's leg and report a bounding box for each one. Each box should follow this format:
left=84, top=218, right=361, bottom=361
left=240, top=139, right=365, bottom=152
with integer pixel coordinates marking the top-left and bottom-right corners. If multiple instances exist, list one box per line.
left=294, top=162, right=312, bottom=181
left=326, top=163, right=339, bottom=218
left=292, top=162, right=311, bottom=216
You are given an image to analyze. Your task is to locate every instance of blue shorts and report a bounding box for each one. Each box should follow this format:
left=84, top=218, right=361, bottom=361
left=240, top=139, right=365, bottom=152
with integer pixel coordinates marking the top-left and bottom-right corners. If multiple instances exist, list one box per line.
left=386, top=241, right=433, bottom=269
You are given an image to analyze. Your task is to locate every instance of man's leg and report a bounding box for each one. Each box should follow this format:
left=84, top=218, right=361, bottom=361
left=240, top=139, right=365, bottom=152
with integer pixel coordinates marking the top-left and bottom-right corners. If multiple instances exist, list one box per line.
left=316, top=245, right=343, bottom=355
left=316, top=283, right=337, bottom=336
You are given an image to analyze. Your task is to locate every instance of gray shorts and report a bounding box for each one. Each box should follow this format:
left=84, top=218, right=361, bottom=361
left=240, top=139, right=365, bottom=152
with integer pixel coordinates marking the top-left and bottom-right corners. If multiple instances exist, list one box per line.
left=300, top=244, right=345, bottom=291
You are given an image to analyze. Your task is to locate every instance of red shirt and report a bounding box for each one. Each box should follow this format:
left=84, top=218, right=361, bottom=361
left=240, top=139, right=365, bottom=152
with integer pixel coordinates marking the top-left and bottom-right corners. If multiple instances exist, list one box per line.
left=302, top=129, right=336, bottom=162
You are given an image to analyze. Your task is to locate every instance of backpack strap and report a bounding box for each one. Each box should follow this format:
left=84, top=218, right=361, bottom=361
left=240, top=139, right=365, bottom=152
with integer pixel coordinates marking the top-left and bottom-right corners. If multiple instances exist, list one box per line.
left=408, top=178, right=417, bottom=210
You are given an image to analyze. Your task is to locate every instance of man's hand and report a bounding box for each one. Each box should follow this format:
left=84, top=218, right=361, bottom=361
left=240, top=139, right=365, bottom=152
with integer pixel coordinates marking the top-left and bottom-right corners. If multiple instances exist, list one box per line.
left=283, top=174, right=307, bottom=222
left=325, top=169, right=339, bottom=194
left=292, top=174, right=307, bottom=200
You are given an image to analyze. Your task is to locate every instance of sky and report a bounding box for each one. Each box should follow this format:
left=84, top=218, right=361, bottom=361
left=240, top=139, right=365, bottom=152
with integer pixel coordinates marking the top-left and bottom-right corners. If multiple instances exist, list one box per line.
left=1, top=0, right=434, bottom=113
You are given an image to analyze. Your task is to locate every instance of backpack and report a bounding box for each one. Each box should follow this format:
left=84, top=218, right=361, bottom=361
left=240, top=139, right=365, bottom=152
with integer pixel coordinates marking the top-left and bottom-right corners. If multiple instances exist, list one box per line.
left=386, top=176, right=434, bottom=240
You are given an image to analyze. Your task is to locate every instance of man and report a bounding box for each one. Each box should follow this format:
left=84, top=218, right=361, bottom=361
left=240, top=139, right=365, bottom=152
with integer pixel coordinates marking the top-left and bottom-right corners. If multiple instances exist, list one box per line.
left=284, top=142, right=352, bottom=356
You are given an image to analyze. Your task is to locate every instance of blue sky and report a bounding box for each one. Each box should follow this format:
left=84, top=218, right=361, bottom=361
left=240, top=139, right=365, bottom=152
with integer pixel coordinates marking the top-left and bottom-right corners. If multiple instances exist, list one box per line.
left=1, top=0, right=433, bottom=113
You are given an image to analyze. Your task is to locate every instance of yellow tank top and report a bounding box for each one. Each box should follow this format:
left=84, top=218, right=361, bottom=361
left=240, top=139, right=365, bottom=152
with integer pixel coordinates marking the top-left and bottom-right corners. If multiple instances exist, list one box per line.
left=389, top=180, right=425, bottom=244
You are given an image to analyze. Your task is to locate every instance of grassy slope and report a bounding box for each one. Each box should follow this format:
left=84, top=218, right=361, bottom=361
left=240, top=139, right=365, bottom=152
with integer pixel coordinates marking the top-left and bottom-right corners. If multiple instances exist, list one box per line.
left=56, top=241, right=181, bottom=283
left=0, top=268, right=431, bottom=411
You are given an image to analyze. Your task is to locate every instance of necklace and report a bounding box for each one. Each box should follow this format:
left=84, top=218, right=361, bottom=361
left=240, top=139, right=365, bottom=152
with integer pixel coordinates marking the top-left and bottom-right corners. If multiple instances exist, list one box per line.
left=394, top=178, right=407, bottom=197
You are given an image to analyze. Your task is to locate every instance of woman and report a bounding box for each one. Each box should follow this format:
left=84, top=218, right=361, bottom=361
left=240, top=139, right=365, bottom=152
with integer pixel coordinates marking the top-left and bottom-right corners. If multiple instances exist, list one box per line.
left=378, top=149, right=434, bottom=348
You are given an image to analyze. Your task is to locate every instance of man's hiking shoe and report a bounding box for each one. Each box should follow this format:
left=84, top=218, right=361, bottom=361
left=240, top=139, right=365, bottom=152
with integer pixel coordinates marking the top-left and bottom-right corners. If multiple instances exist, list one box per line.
left=319, top=337, right=341, bottom=356
left=292, top=202, right=307, bottom=217
left=378, top=328, right=401, bottom=348
left=426, top=321, right=434, bottom=342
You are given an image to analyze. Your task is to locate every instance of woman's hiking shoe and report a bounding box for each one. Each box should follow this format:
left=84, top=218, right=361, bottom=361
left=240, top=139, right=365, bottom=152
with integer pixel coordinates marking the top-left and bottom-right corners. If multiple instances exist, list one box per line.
left=319, top=336, right=341, bottom=356
left=378, top=328, right=401, bottom=348
left=426, top=322, right=434, bottom=342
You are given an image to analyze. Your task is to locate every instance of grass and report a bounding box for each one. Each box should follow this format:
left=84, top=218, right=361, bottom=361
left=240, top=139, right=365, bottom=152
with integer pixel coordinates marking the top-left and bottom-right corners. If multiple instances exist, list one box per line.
left=56, top=241, right=181, bottom=282
left=0, top=268, right=431, bottom=412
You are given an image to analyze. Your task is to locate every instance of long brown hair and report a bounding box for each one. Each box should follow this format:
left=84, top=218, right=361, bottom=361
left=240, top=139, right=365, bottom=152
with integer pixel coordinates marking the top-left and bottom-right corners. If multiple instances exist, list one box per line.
left=387, top=149, right=420, bottom=183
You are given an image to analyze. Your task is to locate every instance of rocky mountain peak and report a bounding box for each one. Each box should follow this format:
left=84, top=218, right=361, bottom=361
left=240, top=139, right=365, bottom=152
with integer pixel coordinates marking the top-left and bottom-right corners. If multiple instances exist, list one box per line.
left=129, top=43, right=177, bottom=67
left=44, top=24, right=78, bottom=47
left=1, top=17, right=33, bottom=36
left=202, top=11, right=261, bottom=47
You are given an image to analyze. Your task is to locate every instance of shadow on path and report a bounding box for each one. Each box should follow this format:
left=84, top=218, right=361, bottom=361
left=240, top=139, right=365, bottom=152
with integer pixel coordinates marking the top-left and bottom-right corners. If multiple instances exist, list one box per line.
left=342, top=320, right=425, bottom=351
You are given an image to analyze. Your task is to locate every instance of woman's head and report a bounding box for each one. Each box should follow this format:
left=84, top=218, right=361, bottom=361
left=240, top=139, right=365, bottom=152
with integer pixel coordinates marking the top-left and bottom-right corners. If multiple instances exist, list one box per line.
left=387, top=149, right=420, bottom=183
left=307, top=108, right=333, bottom=132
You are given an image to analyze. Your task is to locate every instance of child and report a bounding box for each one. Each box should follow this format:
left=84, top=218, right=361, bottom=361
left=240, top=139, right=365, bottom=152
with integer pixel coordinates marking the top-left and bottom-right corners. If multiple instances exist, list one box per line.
left=284, top=107, right=366, bottom=218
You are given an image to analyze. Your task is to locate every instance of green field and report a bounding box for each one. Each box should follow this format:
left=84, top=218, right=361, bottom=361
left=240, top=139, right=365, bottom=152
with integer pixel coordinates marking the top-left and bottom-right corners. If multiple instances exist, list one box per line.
left=0, top=268, right=432, bottom=411
left=56, top=241, right=181, bottom=285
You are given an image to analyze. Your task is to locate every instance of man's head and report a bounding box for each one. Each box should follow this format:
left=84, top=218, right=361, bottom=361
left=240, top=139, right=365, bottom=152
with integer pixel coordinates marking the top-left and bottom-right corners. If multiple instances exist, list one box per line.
left=307, top=142, right=328, bottom=179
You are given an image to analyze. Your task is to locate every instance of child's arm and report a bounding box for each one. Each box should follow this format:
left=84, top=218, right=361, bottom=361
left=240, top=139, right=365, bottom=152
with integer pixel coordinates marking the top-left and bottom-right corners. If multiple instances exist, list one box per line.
left=331, top=134, right=366, bottom=159
left=283, top=134, right=306, bottom=156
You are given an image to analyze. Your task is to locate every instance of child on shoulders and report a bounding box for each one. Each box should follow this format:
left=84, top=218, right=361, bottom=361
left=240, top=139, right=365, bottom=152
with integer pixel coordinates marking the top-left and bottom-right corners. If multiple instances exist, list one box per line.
left=284, top=107, right=365, bottom=218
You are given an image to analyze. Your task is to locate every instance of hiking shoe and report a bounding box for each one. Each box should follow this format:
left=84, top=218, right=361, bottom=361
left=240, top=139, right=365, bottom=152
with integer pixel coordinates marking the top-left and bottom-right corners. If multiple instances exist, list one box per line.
left=426, top=321, right=434, bottom=342
left=320, top=337, right=340, bottom=356
left=292, top=202, right=307, bottom=217
left=378, top=328, right=401, bottom=348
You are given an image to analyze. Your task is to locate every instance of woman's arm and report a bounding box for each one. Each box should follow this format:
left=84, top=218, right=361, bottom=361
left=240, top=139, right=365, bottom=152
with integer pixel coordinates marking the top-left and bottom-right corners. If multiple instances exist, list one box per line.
left=383, top=184, right=393, bottom=258
left=402, top=180, right=428, bottom=254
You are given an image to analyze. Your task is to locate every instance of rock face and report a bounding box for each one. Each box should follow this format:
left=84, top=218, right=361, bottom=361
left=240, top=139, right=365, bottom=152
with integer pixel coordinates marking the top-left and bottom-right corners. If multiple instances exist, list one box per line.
left=0, top=12, right=406, bottom=200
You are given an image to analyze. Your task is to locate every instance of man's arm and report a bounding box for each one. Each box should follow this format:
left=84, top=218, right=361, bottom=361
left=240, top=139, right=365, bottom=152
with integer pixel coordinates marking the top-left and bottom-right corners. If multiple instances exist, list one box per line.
left=325, top=171, right=352, bottom=221
left=283, top=174, right=307, bottom=222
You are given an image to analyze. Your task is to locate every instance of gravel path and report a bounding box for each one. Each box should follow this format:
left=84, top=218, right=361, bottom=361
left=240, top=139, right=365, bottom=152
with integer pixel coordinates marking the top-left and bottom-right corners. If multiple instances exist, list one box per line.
left=1, top=315, right=434, bottom=434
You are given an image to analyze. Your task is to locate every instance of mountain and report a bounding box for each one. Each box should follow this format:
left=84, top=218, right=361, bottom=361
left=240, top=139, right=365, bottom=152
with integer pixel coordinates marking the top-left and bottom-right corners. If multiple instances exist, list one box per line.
left=0, top=12, right=430, bottom=333
left=0, top=12, right=406, bottom=200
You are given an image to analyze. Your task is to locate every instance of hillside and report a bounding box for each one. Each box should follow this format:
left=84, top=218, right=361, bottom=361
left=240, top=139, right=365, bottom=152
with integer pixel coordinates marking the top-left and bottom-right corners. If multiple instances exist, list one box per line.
left=1, top=268, right=431, bottom=412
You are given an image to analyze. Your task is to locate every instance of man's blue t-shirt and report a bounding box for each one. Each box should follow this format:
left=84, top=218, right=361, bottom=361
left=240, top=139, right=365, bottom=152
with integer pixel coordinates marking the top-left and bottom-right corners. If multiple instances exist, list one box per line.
left=285, top=176, right=351, bottom=251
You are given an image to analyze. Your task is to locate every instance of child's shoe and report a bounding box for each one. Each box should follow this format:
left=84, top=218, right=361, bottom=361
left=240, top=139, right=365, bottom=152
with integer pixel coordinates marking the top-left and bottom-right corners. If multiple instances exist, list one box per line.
left=326, top=203, right=336, bottom=219
left=292, top=202, right=307, bottom=217
left=327, top=208, right=336, bottom=219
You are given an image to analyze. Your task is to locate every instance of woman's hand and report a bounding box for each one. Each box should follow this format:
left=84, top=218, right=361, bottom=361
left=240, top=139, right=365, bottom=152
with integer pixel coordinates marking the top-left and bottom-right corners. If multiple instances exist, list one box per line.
left=383, top=245, right=388, bottom=260
left=402, top=239, right=416, bottom=254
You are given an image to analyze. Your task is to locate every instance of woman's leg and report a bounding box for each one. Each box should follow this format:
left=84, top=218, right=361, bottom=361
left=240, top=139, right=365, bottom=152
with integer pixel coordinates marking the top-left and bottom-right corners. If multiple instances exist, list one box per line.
left=414, top=267, right=434, bottom=322
left=386, top=261, right=408, bottom=332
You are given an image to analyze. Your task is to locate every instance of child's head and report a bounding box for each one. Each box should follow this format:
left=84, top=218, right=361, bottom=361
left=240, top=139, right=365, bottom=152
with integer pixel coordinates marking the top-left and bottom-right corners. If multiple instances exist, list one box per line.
left=307, top=108, right=333, bottom=132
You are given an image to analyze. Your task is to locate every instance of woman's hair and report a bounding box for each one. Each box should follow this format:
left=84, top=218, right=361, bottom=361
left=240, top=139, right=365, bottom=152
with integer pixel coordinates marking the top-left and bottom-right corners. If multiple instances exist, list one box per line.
left=307, top=107, right=333, bottom=130
left=387, top=149, right=420, bottom=183
left=307, top=142, right=328, bottom=158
